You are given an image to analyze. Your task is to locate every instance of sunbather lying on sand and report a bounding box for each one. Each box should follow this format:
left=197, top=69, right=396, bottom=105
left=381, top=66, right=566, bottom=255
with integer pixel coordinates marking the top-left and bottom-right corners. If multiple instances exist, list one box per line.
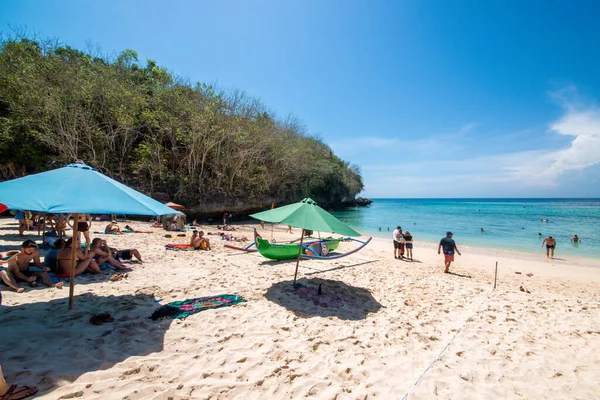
left=89, top=238, right=129, bottom=270
left=0, top=251, right=19, bottom=265
left=0, top=240, right=63, bottom=292
left=112, top=247, right=143, bottom=263
left=191, top=230, right=211, bottom=250
left=219, top=232, right=248, bottom=242
left=56, top=238, right=101, bottom=278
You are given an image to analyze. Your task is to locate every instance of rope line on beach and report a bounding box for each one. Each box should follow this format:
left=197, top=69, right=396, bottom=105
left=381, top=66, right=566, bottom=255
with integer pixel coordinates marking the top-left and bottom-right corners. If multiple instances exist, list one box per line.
left=401, top=289, right=495, bottom=400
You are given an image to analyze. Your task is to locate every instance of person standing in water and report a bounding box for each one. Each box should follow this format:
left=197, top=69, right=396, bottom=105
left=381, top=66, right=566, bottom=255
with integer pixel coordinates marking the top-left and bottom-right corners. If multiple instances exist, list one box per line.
left=571, top=235, right=581, bottom=243
left=541, top=236, right=556, bottom=258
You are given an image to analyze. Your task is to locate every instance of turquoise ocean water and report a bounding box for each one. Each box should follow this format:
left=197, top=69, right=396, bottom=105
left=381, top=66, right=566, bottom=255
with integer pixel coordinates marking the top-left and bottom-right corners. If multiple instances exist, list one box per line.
left=331, top=199, right=600, bottom=259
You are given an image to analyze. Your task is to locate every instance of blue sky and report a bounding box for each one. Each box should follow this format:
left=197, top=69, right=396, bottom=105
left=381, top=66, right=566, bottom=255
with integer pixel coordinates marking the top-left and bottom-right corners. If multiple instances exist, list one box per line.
left=2, top=0, right=600, bottom=198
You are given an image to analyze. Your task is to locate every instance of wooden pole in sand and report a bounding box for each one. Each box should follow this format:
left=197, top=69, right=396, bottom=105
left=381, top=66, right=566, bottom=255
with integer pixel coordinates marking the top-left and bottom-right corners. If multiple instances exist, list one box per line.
left=494, top=261, right=498, bottom=289
left=293, top=229, right=305, bottom=286
left=68, top=214, right=80, bottom=310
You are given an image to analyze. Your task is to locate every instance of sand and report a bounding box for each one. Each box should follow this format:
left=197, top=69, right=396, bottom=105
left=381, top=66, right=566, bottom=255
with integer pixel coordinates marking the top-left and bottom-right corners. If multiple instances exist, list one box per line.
left=0, top=218, right=599, bottom=399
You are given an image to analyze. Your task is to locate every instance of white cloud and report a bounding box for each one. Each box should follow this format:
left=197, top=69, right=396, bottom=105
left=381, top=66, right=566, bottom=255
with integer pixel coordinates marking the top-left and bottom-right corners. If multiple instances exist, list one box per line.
left=360, top=90, right=600, bottom=197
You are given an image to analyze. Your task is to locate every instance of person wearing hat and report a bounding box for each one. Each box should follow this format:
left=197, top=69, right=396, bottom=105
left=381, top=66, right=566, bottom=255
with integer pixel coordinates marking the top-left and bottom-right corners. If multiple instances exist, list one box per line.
left=438, top=231, right=461, bottom=273
left=104, top=220, right=122, bottom=234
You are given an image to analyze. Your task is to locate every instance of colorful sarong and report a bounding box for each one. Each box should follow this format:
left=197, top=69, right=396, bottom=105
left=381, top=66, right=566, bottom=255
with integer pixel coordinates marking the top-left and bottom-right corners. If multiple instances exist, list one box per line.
left=149, top=294, right=247, bottom=320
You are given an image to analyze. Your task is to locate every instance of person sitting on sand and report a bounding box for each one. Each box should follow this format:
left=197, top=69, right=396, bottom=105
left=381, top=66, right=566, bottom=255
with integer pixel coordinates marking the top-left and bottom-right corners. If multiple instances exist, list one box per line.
left=541, top=236, right=556, bottom=258
left=0, top=239, right=64, bottom=292
left=89, top=238, right=129, bottom=270
left=56, top=237, right=101, bottom=278
left=43, top=238, right=65, bottom=273
left=0, top=364, right=37, bottom=400
left=191, top=230, right=211, bottom=250
left=191, top=219, right=200, bottom=227
left=105, top=220, right=122, bottom=234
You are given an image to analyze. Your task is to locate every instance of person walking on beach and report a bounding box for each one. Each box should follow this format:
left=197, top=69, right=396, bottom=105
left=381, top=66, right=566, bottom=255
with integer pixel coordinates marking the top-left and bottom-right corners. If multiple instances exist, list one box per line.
left=392, top=226, right=402, bottom=259
left=438, top=231, right=461, bottom=273
left=541, top=236, right=556, bottom=258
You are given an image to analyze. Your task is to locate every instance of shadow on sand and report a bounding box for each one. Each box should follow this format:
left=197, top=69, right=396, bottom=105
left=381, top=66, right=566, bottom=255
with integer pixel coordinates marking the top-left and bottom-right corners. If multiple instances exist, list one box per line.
left=264, top=277, right=382, bottom=321
left=0, top=292, right=173, bottom=397
left=445, top=271, right=472, bottom=278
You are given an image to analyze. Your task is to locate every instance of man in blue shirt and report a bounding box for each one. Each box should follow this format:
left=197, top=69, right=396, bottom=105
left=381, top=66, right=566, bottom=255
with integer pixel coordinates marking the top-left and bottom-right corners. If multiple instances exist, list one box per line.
left=438, top=231, right=461, bottom=273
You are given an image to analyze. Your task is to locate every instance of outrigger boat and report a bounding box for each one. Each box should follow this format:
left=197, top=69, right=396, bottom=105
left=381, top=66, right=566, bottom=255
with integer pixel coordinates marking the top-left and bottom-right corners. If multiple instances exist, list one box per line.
left=253, top=229, right=371, bottom=260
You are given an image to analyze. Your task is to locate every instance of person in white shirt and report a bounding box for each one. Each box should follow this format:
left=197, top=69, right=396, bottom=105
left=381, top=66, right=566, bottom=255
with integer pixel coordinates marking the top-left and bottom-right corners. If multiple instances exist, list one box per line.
left=392, top=226, right=403, bottom=259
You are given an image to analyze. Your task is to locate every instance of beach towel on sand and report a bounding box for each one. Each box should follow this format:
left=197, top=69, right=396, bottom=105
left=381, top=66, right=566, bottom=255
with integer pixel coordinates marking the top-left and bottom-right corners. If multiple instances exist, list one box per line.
left=149, top=294, right=247, bottom=320
left=165, top=244, right=192, bottom=251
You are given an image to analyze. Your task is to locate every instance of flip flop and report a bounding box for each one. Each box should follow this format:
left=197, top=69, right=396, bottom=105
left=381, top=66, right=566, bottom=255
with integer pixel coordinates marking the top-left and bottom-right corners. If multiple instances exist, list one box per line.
left=99, top=312, right=115, bottom=323
left=1, top=384, right=39, bottom=400
left=89, top=314, right=104, bottom=325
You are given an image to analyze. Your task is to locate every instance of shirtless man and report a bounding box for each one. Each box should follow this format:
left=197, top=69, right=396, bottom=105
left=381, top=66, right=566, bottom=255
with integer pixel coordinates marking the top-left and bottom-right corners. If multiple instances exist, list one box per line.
left=190, top=230, right=211, bottom=250
left=56, top=237, right=101, bottom=278
left=89, top=238, right=129, bottom=270
left=0, top=240, right=64, bottom=292
left=67, top=213, right=93, bottom=245
left=541, top=236, right=556, bottom=258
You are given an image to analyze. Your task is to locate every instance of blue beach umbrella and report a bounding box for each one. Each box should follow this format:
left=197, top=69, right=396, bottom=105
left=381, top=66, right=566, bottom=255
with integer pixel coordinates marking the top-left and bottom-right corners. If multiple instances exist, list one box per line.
left=0, top=162, right=182, bottom=308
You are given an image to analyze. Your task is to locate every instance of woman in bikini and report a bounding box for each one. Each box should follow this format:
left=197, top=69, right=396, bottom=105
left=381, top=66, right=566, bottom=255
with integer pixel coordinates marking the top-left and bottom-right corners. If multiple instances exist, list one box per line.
left=56, top=237, right=101, bottom=278
left=67, top=214, right=93, bottom=246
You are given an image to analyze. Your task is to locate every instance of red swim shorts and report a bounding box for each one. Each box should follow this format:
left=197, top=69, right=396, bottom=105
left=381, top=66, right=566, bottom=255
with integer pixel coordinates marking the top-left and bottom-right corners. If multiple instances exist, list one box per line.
left=444, top=254, right=454, bottom=262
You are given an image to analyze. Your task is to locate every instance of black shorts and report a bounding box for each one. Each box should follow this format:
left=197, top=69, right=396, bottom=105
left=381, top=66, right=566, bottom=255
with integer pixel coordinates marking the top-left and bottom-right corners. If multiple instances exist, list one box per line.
left=77, top=222, right=89, bottom=232
left=115, top=249, right=132, bottom=260
left=393, top=240, right=401, bottom=249
left=406, top=243, right=413, bottom=249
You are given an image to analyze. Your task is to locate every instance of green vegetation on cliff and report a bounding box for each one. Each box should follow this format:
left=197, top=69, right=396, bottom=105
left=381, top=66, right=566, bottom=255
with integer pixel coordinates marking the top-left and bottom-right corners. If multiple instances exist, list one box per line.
left=0, top=36, right=363, bottom=212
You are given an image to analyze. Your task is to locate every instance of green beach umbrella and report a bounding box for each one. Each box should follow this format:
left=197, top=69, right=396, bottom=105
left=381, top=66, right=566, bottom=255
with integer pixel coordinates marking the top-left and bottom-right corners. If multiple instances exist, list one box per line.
left=250, top=198, right=361, bottom=284
left=250, top=198, right=360, bottom=237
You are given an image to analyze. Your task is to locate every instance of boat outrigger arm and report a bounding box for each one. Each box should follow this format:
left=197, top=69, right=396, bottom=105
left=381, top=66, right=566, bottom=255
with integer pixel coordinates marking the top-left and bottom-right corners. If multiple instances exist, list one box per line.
left=300, top=236, right=372, bottom=260
left=223, top=241, right=257, bottom=253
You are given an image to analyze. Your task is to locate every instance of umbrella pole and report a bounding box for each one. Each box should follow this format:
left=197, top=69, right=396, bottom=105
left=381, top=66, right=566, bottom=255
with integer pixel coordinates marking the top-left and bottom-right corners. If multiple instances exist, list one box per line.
left=68, top=214, right=80, bottom=310
left=58, top=214, right=63, bottom=239
left=41, top=212, right=46, bottom=244
left=293, top=229, right=305, bottom=286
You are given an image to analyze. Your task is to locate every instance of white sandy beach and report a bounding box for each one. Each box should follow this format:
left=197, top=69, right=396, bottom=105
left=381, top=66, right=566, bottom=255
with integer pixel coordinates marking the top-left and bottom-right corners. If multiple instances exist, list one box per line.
left=1, top=218, right=599, bottom=399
